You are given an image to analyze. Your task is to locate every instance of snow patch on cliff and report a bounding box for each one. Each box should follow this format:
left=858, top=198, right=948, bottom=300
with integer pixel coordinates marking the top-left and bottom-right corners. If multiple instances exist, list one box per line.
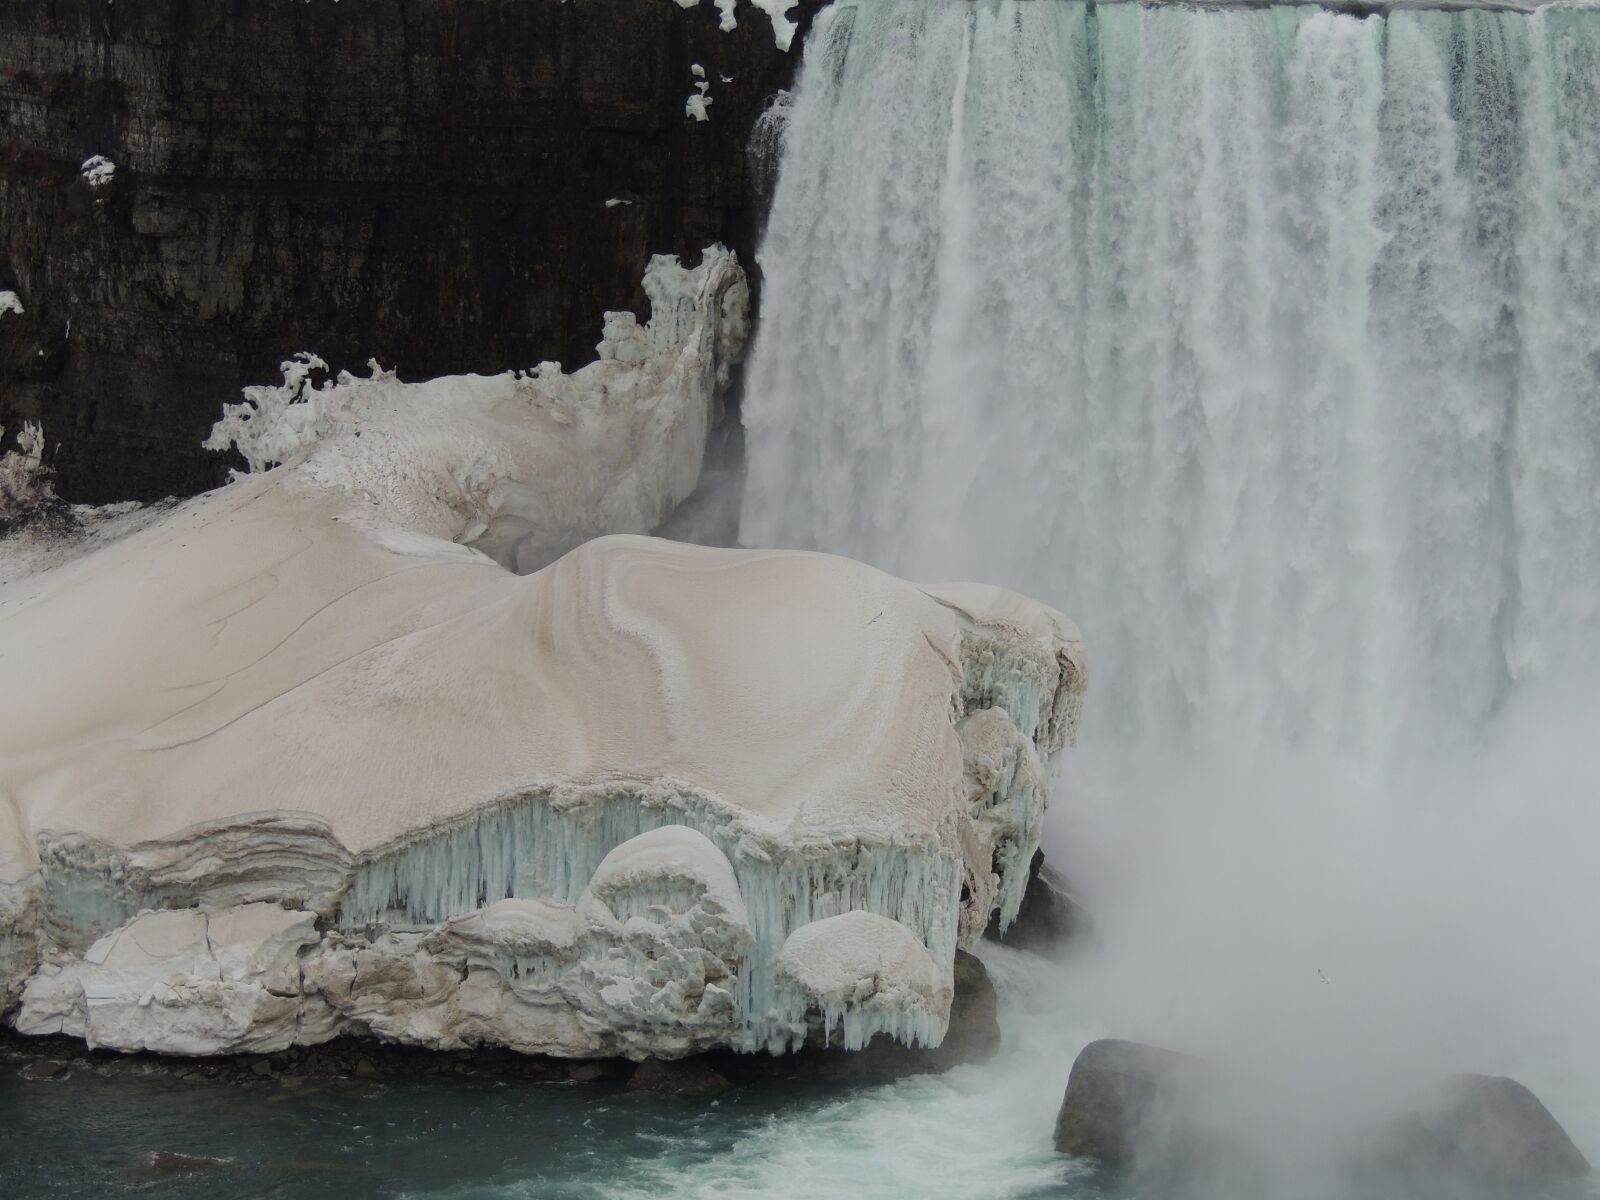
left=79, top=156, right=115, bottom=189
left=674, top=0, right=798, bottom=51
left=0, top=291, right=23, bottom=317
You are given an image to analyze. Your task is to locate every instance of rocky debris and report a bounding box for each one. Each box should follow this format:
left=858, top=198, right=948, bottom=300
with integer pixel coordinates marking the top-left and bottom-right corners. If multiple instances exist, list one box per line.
left=984, top=849, right=1087, bottom=951
left=627, top=1056, right=733, bottom=1096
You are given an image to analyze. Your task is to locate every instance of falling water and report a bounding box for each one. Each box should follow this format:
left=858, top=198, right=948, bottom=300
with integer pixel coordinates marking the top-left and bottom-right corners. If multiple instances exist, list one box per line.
left=740, top=0, right=1600, bottom=1185
left=742, top=0, right=1600, bottom=761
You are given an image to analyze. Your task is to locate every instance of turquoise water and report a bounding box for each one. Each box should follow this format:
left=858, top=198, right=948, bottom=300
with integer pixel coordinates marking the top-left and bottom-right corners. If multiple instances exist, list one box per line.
left=3, top=947, right=1594, bottom=1199
left=0, top=950, right=1093, bottom=1200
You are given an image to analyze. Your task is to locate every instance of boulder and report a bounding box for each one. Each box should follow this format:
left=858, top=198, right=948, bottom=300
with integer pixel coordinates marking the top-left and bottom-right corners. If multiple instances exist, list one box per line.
left=1053, top=1038, right=1209, bottom=1167
left=1381, top=1074, right=1591, bottom=1187
left=1056, top=1039, right=1591, bottom=1195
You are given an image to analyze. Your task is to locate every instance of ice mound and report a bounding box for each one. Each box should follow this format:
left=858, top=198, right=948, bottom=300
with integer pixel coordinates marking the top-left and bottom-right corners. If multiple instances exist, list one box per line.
left=0, top=243, right=1086, bottom=1060
left=0, top=483, right=1083, bottom=1055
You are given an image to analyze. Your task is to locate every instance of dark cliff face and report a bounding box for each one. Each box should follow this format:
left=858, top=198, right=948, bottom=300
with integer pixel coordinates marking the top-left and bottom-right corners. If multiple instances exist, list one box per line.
left=0, top=0, right=823, bottom=503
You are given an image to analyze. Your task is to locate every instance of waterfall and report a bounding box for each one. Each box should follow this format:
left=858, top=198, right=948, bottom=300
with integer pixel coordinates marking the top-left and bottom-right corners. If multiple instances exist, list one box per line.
left=740, top=0, right=1600, bottom=763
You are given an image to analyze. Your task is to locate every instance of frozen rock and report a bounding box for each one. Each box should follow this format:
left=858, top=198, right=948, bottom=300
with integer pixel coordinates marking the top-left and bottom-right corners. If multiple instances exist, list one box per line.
left=0, top=247, right=1085, bottom=1060
left=775, top=911, right=951, bottom=1050
left=2, top=504, right=1082, bottom=1056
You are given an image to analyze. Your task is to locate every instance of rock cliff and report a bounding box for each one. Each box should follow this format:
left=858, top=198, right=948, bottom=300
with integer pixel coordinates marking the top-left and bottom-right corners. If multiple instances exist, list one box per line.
left=0, top=0, right=823, bottom=503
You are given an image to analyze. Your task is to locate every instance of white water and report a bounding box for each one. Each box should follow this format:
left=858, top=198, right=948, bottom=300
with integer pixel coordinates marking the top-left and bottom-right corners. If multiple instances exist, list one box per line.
left=737, top=0, right=1600, bottom=1191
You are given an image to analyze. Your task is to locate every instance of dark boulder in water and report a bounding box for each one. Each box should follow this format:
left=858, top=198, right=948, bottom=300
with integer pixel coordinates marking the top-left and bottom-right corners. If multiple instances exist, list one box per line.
left=1380, top=1074, right=1591, bottom=1188
left=1052, top=1038, right=1210, bottom=1167
left=1056, top=1039, right=1590, bottom=1194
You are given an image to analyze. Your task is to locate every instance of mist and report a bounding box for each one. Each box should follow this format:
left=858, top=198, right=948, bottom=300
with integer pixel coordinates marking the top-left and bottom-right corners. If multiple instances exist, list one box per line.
left=1043, top=671, right=1600, bottom=1191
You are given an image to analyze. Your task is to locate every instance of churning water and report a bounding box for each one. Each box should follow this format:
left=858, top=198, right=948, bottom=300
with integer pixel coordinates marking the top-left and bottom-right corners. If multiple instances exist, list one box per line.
left=744, top=0, right=1600, bottom=758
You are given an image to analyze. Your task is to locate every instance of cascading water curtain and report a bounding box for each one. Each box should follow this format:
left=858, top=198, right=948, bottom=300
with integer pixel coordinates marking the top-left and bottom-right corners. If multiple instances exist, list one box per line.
left=741, top=0, right=1600, bottom=763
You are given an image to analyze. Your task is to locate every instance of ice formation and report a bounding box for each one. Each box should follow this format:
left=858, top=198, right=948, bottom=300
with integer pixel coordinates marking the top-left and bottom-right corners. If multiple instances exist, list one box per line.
left=0, top=238, right=1084, bottom=1060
